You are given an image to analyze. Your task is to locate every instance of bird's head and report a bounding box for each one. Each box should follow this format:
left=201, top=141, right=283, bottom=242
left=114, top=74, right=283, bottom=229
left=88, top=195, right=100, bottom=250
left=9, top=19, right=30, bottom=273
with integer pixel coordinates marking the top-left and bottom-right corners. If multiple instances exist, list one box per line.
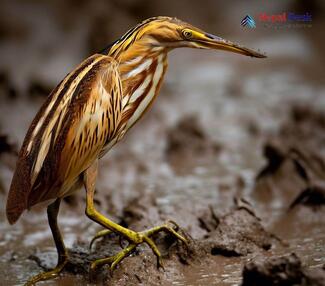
left=108, top=16, right=266, bottom=58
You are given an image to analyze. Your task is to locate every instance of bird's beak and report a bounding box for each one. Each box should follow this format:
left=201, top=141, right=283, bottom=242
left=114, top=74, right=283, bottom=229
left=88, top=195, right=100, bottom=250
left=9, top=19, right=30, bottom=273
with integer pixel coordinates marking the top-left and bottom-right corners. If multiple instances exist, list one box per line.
left=189, top=30, right=266, bottom=58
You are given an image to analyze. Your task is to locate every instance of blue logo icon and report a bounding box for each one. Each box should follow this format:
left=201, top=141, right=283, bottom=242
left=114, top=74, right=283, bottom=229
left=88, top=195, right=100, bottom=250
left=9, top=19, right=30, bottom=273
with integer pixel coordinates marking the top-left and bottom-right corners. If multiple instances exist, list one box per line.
left=241, top=15, right=256, bottom=28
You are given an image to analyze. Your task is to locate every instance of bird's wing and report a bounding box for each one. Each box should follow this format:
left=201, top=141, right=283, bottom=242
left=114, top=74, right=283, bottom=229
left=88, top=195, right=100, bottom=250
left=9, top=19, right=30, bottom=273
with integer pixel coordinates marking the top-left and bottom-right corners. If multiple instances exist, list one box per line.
left=6, top=54, right=123, bottom=224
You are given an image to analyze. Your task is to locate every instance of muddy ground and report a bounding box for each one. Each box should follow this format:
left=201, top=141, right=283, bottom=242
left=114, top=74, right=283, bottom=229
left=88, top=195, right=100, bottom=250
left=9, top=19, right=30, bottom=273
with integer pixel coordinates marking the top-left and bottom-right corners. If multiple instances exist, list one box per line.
left=0, top=0, right=325, bottom=285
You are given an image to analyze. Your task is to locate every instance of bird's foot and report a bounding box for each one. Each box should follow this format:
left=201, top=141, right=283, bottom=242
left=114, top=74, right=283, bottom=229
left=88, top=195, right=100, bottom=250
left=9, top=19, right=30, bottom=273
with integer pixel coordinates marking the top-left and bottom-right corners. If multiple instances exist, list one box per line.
left=24, top=256, right=68, bottom=286
left=90, top=220, right=187, bottom=273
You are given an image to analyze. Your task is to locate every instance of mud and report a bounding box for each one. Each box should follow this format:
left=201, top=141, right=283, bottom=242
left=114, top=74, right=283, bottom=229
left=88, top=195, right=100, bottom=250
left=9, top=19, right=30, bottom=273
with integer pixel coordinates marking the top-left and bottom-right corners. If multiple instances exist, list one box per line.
left=26, top=197, right=278, bottom=285
left=166, top=115, right=221, bottom=173
left=254, top=104, right=325, bottom=209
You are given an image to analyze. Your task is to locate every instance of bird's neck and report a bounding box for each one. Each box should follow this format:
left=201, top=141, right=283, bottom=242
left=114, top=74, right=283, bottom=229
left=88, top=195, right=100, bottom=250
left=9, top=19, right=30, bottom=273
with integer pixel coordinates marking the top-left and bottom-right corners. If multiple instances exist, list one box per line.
left=118, top=46, right=167, bottom=92
left=111, top=44, right=169, bottom=130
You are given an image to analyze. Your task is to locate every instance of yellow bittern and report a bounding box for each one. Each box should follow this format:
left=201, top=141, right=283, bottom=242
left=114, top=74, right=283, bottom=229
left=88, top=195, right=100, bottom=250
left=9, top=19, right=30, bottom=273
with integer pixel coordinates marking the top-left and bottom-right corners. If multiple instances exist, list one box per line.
left=6, top=16, right=265, bottom=285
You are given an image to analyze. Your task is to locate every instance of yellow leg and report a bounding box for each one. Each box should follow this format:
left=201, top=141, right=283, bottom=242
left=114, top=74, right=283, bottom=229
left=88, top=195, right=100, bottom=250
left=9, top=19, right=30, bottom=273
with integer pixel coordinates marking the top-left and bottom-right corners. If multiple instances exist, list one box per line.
left=25, top=198, right=67, bottom=286
left=84, top=161, right=188, bottom=272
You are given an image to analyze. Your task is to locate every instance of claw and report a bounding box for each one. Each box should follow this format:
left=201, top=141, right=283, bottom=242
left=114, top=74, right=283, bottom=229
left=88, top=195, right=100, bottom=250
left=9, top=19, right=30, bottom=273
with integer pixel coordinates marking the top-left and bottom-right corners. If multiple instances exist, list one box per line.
left=166, top=221, right=190, bottom=248
left=167, top=220, right=180, bottom=230
left=165, top=225, right=187, bottom=245
left=157, top=256, right=165, bottom=270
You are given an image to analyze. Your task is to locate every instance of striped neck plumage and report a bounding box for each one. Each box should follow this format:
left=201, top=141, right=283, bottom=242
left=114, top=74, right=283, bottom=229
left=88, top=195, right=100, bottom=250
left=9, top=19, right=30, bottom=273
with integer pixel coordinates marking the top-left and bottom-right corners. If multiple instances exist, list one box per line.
left=106, top=40, right=168, bottom=130
left=118, top=48, right=166, bottom=79
left=107, top=37, right=168, bottom=97
left=119, top=50, right=168, bottom=130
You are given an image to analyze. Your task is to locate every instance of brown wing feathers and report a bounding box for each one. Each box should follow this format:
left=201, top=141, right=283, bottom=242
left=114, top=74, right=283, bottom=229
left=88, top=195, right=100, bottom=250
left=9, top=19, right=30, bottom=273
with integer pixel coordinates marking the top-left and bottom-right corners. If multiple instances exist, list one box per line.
left=5, top=81, right=65, bottom=224
left=6, top=54, right=121, bottom=224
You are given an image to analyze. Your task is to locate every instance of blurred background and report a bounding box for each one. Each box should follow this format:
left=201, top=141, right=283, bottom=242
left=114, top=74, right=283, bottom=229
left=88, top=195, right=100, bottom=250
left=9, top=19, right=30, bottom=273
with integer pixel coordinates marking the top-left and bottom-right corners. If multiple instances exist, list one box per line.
left=0, top=0, right=324, bottom=285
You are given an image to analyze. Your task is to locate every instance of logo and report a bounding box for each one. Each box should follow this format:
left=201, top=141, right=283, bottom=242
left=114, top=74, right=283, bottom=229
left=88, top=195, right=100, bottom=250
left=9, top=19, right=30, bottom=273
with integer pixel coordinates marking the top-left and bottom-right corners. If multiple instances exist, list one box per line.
left=241, top=15, right=256, bottom=28
left=259, top=12, right=312, bottom=23
left=241, top=12, right=312, bottom=29
left=259, top=12, right=312, bottom=28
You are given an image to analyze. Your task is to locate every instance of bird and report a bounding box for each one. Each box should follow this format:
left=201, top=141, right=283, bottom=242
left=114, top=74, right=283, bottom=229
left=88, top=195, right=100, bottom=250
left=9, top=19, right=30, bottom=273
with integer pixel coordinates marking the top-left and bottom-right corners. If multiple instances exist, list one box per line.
left=6, top=16, right=266, bottom=285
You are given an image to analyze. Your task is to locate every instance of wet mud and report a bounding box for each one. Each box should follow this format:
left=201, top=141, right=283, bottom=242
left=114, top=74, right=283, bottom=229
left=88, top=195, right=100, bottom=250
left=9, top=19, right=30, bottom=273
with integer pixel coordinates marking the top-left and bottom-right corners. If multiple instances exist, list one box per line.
left=24, top=196, right=280, bottom=285
left=1, top=103, right=324, bottom=285
left=165, top=115, right=221, bottom=173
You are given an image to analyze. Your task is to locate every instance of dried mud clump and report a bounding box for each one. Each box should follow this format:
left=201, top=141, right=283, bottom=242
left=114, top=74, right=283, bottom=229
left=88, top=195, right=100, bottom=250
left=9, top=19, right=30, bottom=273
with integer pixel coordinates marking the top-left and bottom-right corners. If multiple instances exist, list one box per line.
left=242, top=254, right=325, bottom=286
left=199, top=200, right=276, bottom=257
left=255, top=105, right=325, bottom=208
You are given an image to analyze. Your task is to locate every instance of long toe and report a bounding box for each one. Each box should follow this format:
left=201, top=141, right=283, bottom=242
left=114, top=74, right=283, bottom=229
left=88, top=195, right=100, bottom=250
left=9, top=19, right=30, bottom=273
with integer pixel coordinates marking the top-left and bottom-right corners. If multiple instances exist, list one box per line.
left=90, top=243, right=137, bottom=274
left=89, top=229, right=112, bottom=250
left=24, top=259, right=67, bottom=286
left=141, top=221, right=188, bottom=246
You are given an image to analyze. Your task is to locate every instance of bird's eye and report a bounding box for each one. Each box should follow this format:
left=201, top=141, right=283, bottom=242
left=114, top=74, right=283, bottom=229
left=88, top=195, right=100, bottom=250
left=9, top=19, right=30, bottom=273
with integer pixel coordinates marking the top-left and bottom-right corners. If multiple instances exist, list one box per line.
left=182, top=29, right=192, bottom=39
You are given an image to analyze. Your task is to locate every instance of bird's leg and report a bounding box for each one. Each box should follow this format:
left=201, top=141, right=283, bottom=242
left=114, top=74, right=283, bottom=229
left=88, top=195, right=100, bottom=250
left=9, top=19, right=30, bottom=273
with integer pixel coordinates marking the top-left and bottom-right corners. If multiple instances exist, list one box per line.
left=84, top=161, right=187, bottom=272
left=25, top=198, right=67, bottom=286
